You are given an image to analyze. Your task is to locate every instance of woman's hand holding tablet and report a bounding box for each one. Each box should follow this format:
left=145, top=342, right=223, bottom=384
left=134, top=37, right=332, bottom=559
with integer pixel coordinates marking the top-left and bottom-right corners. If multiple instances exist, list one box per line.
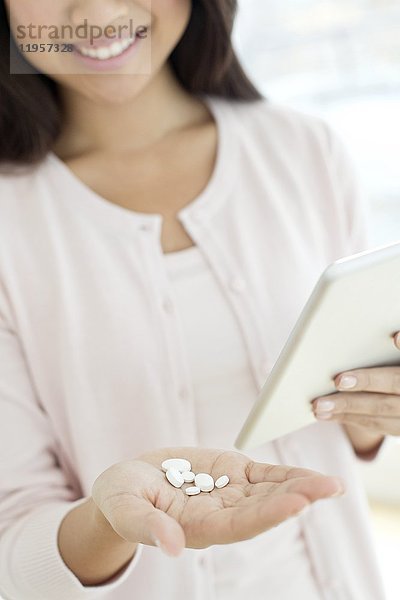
left=235, top=241, right=400, bottom=450
left=310, top=338, right=400, bottom=456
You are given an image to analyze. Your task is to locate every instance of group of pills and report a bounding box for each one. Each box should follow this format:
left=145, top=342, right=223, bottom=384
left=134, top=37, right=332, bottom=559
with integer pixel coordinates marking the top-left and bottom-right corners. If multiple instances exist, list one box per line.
left=161, top=458, right=229, bottom=496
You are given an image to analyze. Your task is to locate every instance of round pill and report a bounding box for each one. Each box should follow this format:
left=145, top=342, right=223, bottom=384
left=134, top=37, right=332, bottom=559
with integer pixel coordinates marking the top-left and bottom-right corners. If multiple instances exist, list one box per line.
left=165, top=468, right=184, bottom=488
left=161, top=458, right=191, bottom=473
left=215, top=475, right=229, bottom=489
left=182, top=471, right=195, bottom=483
left=194, top=473, right=214, bottom=492
left=185, top=486, right=201, bottom=496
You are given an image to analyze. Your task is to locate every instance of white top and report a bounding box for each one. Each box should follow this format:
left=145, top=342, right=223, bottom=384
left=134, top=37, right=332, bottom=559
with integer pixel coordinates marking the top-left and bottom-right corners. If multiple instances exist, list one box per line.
left=164, top=245, right=321, bottom=599
left=0, top=95, right=386, bottom=600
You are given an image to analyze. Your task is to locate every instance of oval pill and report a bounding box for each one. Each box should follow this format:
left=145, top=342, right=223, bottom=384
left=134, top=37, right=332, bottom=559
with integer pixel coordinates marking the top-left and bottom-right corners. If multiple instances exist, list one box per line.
left=194, top=473, right=214, bottom=492
left=182, top=471, right=195, bottom=483
left=185, top=486, right=201, bottom=496
left=161, top=458, right=191, bottom=473
left=165, top=468, right=184, bottom=488
left=215, top=475, right=229, bottom=489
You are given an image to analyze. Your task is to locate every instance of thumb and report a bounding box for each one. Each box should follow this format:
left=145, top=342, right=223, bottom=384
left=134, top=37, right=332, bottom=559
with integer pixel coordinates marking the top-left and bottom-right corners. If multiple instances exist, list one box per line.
left=104, top=497, right=186, bottom=557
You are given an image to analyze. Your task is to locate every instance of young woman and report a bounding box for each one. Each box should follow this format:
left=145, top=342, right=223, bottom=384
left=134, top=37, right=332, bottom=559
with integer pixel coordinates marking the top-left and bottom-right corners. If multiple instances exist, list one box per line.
left=0, top=1, right=398, bottom=599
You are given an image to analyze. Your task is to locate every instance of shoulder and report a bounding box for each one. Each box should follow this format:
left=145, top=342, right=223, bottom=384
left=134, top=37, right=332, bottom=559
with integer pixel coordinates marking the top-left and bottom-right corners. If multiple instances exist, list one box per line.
left=0, top=156, right=51, bottom=214
left=0, top=157, right=47, bottom=185
left=208, top=95, right=337, bottom=159
left=0, top=156, right=55, bottom=256
left=209, top=95, right=358, bottom=196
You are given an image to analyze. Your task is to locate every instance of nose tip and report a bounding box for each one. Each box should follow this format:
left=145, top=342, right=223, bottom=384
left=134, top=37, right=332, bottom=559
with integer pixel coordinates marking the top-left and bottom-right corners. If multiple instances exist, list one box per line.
left=69, top=0, right=129, bottom=28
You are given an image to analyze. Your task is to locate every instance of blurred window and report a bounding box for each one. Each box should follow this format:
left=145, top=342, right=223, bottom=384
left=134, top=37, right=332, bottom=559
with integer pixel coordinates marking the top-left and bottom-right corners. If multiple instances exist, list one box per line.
left=234, top=0, right=400, bottom=245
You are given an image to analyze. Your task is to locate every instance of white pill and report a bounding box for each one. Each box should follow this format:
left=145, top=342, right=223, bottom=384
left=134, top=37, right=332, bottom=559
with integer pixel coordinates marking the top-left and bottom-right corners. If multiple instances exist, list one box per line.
left=215, top=475, right=229, bottom=489
left=185, top=486, right=201, bottom=496
left=194, top=473, right=214, bottom=492
left=182, top=471, right=195, bottom=483
left=161, top=458, right=191, bottom=473
left=165, top=468, right=184, bottom=488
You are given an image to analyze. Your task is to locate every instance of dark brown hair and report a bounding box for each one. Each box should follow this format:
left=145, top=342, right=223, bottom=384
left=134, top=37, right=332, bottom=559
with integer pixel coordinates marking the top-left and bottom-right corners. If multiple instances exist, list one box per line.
left=0, top=0, right=262, bottom=167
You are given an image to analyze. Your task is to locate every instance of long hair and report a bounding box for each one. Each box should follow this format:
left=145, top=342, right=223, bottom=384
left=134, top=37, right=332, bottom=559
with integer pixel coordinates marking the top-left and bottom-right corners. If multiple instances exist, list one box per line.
left=0, top=0, right=262, bottom=167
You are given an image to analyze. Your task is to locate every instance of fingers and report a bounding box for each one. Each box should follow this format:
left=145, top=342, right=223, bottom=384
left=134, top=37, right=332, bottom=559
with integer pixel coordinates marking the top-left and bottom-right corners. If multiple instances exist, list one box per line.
left=104, top=497, right=186, bottom=557
left=202, top=477, right=343, bottom=546
left=247, top=461, right=329, bottom=485
left=332, top=413, right=400, bottom=436
left=333, top=366, right=400, bottom=395
left=211, top=494, right=309, bottom=544
left=248, top=475, right=345, bottom=503
left=313, top=391, right=400, bottom=418
left=280, top=474, right=345, bottom=501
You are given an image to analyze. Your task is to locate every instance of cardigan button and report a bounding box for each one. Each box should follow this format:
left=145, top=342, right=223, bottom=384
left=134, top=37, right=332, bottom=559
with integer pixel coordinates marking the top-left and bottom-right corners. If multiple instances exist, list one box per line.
left=198, top=554, right=206, bottom=567
left=229, top=277, right=246, bottom=293
left=179, top=387, right=190, bottom=401
left=162, top=298, right=174, bottom=314
left=139, top=223, right=153, bottom=232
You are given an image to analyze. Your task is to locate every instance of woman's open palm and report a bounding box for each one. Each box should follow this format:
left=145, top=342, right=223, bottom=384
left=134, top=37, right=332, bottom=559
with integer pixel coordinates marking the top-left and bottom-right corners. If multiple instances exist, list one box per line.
left=92, top=447, right=344, bottom=556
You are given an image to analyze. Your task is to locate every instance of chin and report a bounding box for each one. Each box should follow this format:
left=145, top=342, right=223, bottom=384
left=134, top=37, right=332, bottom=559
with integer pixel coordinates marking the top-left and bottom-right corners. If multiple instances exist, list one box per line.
left=71, top=74, right=152, bottom=106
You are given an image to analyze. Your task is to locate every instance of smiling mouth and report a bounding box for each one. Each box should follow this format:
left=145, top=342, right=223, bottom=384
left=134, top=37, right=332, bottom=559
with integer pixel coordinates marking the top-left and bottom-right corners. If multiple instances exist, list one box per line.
left=74, top=36, right=137, bottom=60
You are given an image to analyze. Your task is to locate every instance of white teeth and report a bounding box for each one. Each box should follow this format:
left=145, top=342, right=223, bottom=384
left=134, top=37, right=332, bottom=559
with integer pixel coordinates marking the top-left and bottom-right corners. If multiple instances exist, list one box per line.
left=76, top=36, right=135, bottom=60
left=97, top=47, right=111, bottom=60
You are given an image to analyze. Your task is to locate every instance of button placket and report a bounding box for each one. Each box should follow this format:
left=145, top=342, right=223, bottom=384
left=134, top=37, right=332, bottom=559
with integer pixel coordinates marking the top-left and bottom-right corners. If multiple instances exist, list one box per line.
left=162, top=301, right=197, bottom=440
left=137, top=222, right=197, bottom=442
left=180, top=218, right=273, bottom=391
left=151, top=252, right=199, bottom=443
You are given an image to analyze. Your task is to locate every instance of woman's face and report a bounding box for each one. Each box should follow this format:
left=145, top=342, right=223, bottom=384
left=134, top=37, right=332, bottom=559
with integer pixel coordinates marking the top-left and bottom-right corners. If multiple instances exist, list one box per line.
left=4, top=0, right=191, bottom=103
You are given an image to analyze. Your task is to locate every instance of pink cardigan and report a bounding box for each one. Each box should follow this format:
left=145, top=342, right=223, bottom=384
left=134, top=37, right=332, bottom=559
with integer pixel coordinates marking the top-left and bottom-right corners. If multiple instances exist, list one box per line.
left=0, top=96, right=386, bottom=599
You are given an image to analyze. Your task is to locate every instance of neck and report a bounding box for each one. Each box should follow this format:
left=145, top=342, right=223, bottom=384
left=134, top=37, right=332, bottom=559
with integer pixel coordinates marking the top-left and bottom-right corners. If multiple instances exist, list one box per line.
left=53, top=64, right=207, bottom=159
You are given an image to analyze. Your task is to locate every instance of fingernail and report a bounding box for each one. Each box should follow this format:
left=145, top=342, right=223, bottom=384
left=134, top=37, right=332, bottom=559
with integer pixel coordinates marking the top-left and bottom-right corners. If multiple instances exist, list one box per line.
left=151, top=535, right=164, bottom=551
left=316, top=399, right=336, bottom=412
left=337, top=374, right=357, bottom=389
left=394, top=332, right=400, bottom=349
left=331, top=479, right=346, bottom=497
left=152, top=536, right=176, bottom=557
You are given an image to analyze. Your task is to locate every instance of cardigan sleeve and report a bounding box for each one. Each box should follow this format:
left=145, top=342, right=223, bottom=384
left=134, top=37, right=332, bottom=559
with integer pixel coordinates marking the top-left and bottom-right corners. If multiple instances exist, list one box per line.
left=0, top=280, right=142, bottom=600
left=324, top=125, right=391, bottom=463
left=324, top=123, right=373, bottom=257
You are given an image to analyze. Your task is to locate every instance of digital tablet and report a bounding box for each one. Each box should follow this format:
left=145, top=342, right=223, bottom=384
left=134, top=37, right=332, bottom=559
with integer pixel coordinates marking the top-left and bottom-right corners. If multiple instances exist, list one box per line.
left=235, top=240, right=400, bottom=450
